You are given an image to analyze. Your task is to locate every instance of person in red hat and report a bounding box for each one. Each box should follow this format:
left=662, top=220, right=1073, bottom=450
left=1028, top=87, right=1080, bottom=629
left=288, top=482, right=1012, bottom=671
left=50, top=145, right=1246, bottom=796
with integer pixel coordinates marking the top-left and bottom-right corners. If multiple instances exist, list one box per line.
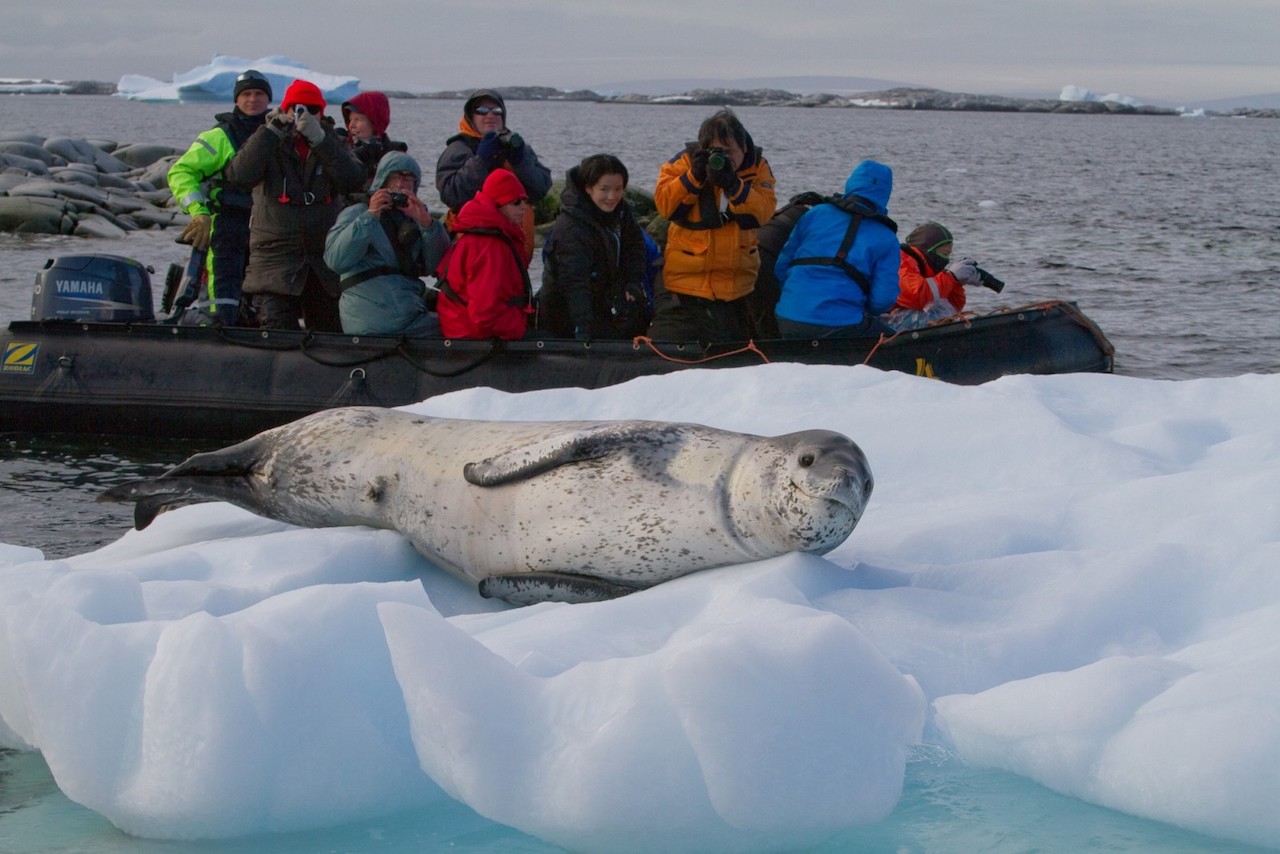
left=222, top=78, right=366, bottom=331
left=435, top=168, right=534, bottom=340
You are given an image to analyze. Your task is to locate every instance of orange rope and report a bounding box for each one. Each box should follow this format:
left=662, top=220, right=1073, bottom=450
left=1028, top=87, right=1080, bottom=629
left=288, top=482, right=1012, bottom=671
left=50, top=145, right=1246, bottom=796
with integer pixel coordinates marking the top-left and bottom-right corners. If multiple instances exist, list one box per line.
left=860, top=331, right=902, bottom=364
left=631, top=336, right=771, bottom=366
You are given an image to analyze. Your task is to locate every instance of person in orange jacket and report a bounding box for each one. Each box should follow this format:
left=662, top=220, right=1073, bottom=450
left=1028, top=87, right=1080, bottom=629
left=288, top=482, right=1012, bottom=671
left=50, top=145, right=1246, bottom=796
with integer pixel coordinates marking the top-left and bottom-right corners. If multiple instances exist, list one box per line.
left=648, top=109, right=776, bottom=342
left=885, top=221, right=999, bottom=330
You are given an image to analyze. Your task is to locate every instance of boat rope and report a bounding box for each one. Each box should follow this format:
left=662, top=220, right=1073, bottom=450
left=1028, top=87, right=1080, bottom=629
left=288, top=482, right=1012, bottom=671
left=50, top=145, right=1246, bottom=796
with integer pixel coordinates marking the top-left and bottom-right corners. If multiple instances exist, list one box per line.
left=394, top=339, right=502, bottom=377
left=631, top=336, right=771, bottom=365
left=860, top=331, right=901, bottom=364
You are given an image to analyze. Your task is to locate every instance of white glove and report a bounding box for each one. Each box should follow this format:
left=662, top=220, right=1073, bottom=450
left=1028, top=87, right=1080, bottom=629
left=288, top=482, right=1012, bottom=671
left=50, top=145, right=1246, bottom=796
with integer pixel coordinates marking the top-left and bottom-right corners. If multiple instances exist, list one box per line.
left=946, top=257, right=982, bottom=287
left=295, top=109, right=326, bottom=146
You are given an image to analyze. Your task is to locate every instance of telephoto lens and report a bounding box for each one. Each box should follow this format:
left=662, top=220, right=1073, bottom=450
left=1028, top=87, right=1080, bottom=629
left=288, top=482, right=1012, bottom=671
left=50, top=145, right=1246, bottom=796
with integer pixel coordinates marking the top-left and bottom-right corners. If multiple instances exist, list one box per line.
left=977, top=267, right=1005, bottom=293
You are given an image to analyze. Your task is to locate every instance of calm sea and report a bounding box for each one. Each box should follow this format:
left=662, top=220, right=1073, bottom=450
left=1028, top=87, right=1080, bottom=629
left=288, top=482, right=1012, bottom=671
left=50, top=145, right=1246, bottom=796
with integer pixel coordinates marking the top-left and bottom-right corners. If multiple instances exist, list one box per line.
left=0, top=96, right=1277, bottom=852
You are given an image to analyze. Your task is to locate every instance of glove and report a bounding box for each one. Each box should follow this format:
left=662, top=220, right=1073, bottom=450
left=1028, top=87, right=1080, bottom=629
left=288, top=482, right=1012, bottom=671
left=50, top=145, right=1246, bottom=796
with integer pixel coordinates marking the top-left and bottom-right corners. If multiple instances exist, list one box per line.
left=503, top=132, right=525, bottom=166
left=689, top=149, right=709, bottom=183
left=710, top=166, right=739, bottom=192
left=295, top=109, right=326, bottom=146
left=265, top=107, right=295, bottom=137
left=476, top=132, right=504, bottom=169
left=179, top=213, right=212, bottom=251
left=945, top=257, right=982, bottom=287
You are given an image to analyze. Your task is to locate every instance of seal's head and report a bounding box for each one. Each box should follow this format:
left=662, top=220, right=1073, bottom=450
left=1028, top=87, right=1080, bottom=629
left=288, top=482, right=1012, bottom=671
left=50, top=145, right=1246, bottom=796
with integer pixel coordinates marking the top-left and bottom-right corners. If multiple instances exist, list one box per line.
left=732, top=430, right=873, bottom=556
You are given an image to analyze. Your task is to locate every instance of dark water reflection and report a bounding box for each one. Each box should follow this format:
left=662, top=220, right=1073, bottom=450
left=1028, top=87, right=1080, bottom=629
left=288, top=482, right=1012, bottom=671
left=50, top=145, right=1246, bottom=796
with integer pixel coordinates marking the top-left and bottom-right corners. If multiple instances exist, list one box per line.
left=0, top=433, right=190, bottom=558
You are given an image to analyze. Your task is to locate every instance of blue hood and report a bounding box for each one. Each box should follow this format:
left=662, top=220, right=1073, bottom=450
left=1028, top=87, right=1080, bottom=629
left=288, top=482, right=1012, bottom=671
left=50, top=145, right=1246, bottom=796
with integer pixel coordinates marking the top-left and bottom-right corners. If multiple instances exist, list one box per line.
left=371, top=150, right=422, bottom=192
left=842, top=160, right=892, bottom=215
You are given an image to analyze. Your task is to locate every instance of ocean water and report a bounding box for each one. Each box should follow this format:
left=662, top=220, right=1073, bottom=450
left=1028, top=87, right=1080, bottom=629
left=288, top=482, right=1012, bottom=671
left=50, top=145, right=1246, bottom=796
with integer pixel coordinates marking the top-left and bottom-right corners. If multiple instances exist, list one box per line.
left=1, top=96, right=1278, bottom=853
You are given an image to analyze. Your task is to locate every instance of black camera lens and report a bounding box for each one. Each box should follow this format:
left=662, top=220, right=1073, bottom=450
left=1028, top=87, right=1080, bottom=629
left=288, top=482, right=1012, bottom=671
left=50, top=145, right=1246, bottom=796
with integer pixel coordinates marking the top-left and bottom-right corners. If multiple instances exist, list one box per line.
left=706, top=148, right=729, bottom=173
left=388, top=191, right=409, bottom=208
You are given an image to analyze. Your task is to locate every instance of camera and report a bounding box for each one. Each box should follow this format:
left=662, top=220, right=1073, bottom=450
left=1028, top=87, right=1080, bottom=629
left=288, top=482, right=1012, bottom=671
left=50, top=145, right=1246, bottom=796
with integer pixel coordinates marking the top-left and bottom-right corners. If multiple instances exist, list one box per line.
left=388, top=191, right=409, bottom=209
left=976, top=267, right=1005, bottom=293
left=705, top=147, right=730, bottom=174
left=294, top=105, right=307, bottom=118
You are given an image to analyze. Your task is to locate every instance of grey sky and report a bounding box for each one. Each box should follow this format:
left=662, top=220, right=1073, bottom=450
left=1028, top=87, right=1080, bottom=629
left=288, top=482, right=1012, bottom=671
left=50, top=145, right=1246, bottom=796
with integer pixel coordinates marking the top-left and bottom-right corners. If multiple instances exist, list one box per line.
left=4, top=0, right=1277, bottom=104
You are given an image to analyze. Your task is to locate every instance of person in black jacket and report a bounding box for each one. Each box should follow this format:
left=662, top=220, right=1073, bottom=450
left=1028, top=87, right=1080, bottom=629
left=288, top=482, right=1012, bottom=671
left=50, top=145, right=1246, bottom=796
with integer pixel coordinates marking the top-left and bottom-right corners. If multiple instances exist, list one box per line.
left=538, top=154, right=651, bottom=340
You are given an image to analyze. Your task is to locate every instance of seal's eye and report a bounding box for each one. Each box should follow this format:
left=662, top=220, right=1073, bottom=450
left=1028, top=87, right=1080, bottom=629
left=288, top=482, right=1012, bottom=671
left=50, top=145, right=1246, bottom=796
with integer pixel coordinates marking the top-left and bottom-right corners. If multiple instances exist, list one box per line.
left=799, top=453, right=815, bottom=467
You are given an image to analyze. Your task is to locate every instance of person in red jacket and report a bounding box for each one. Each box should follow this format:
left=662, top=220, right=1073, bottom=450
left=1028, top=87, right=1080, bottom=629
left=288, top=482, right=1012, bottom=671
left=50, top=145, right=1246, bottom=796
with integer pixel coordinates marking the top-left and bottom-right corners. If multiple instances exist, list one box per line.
left=885, top=221, right=985, bottom=330
left=437, top=169, right=533, bottom=339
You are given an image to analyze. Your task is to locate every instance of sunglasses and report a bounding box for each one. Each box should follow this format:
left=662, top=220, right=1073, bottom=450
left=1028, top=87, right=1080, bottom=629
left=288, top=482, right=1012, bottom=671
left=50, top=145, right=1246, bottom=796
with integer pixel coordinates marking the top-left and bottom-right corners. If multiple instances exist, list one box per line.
left=236, top=71, right=268, bottom=84
left=508, top=198, right=529, bottom=207
left=472, top=105, right=504, bottom=116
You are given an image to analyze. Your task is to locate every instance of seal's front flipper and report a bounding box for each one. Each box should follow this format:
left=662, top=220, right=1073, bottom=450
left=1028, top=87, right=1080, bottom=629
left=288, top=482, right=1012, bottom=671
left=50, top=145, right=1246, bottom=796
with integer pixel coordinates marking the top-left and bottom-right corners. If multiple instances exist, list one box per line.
left=462, top=422, right=680, bottom=486
left=478, top=572, right=643, bottom=605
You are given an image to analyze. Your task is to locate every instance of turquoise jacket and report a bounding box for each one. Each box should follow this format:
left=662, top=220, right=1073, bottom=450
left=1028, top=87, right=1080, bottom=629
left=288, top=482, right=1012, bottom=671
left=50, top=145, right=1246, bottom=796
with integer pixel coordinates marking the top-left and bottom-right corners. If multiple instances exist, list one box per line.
left=325, top=151, right=450, bottom=336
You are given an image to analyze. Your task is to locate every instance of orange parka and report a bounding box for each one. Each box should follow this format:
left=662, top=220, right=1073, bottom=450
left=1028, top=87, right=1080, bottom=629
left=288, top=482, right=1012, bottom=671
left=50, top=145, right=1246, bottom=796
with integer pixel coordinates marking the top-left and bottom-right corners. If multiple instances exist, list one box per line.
left=654, top=146, right=776, bottom=301
left=895, top=245, right=967, bottom=313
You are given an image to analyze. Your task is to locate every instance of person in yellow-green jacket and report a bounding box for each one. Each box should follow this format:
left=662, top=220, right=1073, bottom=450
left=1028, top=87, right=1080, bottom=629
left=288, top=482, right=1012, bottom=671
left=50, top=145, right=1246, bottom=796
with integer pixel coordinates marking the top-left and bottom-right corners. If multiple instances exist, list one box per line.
left=167, top=69, right=273, bottom=325
left=648, top=108, right=776, bottom=343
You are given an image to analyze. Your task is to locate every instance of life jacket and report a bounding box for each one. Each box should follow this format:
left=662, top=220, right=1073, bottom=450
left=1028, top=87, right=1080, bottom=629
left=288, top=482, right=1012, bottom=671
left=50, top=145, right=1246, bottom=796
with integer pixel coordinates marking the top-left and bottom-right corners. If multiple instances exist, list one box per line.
left=778, top=194, right=897, bottom=295
left=210, top=110, right=265, bottom=211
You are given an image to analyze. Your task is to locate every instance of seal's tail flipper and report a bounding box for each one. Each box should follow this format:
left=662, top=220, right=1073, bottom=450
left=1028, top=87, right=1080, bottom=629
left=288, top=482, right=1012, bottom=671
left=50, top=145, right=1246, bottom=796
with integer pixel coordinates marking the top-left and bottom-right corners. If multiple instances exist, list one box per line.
left=98, top=475, right=258, bottom=530
left=97, top=440, right=264, bottom=530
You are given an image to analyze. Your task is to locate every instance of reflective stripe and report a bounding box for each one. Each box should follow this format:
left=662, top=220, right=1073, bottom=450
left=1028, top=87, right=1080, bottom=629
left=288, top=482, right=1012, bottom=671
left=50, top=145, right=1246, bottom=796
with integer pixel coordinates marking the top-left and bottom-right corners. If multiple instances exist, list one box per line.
left=196, top=138, right=217, bottom=156
left=924, top=277, right=942, bottom=302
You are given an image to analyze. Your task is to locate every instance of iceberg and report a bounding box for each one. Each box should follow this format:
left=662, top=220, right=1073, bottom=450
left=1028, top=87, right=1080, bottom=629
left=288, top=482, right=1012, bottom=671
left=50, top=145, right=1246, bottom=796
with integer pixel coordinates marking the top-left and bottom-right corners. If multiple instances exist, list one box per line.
left=1059, top=84, right=1144, bottom=108
left=115, top=54, right=360, bottom=104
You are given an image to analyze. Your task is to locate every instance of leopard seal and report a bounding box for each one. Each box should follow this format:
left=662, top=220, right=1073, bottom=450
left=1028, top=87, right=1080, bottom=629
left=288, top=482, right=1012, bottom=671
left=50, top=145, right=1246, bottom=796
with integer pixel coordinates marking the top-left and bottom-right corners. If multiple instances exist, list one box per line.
left=98, top=407, right=873, bottom=605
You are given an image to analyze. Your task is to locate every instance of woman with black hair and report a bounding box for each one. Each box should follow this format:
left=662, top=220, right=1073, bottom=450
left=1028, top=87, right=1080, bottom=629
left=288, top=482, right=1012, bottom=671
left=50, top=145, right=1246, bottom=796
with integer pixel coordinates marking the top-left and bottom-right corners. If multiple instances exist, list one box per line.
left=538, top=154, right=651, bottom=341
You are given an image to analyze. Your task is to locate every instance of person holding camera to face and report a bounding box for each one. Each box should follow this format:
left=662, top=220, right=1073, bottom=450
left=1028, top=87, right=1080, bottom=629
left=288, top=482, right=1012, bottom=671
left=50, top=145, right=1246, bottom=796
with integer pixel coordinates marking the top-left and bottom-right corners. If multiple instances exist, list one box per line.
left=434, top=90, right=552, bottom=261
left=222, top=79, right=366, bottom=332
left=324, top=151, right=450, bottom=337
left=648, top=109, right=777, bottom=343
left=881, top=222, right=1006, bottom=331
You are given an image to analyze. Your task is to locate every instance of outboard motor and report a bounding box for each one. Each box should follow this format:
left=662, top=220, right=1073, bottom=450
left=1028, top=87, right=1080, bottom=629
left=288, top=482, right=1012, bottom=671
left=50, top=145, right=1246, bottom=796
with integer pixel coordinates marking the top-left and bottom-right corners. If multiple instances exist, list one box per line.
left=32, top=254, right=154, bottom=322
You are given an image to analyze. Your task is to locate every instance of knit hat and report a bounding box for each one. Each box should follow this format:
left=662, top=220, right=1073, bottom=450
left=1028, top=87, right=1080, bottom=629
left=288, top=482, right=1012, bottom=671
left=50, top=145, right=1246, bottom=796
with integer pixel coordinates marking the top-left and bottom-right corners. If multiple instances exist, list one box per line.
left=233, top=69, right=272, bottom=101
left=480, top=169, right=527, bottom=206
left=905, top=222, right=953, bottom=268
left=281, top=79, right=326, bottom=112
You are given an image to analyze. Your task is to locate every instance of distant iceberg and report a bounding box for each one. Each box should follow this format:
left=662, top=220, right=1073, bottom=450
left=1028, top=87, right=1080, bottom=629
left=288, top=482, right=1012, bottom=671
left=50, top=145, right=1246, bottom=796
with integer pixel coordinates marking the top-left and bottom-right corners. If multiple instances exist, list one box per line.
left=1058, top=84, right=1143, bottom=108
left=116, top=54, right=360, bottom=104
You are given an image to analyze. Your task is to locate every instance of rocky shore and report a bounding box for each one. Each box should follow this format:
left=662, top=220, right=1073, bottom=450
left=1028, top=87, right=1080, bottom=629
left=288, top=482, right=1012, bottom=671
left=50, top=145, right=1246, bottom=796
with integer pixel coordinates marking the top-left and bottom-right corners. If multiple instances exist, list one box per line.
left=0, top=133, right=186, bottom=238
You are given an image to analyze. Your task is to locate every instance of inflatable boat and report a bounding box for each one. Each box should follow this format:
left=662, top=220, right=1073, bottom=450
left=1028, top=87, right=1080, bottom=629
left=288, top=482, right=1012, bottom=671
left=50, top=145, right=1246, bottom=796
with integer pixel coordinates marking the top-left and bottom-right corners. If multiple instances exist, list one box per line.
left=0, top=254, right=1114, bottom=440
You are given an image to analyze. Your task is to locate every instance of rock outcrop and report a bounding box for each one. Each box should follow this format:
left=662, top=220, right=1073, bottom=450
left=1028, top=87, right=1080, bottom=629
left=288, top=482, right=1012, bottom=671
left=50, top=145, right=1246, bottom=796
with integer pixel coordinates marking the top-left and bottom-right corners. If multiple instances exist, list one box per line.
left=0, top=132, right=186, bottom=237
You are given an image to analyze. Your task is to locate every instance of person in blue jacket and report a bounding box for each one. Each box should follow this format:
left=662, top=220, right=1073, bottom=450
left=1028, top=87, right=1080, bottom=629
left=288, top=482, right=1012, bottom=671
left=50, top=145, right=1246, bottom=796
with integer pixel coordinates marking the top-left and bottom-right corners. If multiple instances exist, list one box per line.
left=773, top=160, right=900, bottom=338
left=325, top=151, right=451, bottom=336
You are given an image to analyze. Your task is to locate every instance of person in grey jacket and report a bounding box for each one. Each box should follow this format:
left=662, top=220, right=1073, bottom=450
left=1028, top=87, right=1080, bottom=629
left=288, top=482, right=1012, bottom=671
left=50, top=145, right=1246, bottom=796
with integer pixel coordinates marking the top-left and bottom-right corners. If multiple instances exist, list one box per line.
left=222, top=79, right=366, bottom=331
left=325, top=151, right=450, bottom=337
left=435, top=89, right=552, bottom=217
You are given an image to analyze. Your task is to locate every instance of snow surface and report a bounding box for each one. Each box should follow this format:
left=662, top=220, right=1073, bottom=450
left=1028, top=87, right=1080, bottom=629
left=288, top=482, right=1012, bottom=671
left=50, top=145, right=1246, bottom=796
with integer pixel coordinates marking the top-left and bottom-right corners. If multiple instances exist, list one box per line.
left=115, top=54, right=359, bottom=104
left=0, top=365, right=1277, bottom=852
